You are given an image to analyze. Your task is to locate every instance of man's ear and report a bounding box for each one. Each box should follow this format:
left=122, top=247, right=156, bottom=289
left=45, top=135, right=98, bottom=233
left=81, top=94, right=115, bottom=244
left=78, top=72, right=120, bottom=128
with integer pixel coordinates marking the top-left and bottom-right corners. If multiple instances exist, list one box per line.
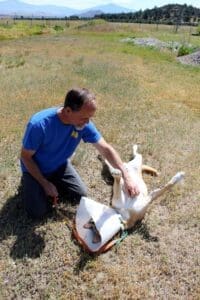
left=65, top=107, right=72, bottom=114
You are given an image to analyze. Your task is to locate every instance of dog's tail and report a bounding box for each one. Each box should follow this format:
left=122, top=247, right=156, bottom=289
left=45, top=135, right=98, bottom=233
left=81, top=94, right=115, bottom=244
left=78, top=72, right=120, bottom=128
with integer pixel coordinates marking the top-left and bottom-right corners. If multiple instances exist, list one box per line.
left=149, top=171, right=185, bottom=202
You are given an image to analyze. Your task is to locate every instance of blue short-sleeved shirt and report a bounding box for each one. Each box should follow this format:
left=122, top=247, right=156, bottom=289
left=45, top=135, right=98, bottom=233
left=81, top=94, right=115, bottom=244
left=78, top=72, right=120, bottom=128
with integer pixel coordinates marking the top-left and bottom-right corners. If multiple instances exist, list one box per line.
left=21, top=107, right=102, bottom=174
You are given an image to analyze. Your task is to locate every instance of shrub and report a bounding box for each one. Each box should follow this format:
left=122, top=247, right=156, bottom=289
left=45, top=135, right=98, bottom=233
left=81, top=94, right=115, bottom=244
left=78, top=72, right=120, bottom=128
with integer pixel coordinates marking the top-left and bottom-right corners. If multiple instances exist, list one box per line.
left=31, top=25, right=44, bottom=35
left=177, top=44, right=193, bottom=57
left=53, top=25, right=64, bottom=32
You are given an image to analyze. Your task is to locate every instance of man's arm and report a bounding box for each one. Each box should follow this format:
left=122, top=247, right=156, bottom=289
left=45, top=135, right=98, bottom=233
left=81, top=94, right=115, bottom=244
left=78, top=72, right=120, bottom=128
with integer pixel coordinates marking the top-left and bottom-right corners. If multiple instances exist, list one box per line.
left=21, top=148, right=58, bottom=199
left=93, top=137, right=139, bottom=196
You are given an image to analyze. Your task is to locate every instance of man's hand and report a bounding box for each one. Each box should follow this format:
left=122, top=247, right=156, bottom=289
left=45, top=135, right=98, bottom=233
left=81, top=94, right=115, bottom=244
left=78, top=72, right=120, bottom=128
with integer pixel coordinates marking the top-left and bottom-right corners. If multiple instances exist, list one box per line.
left=94, top=138, right=140, bottom=197
left=42, top=180, right=58, bottom=198
left=21, top=148, right=59, bottom=201
left=123, top=174, right=140, bottom=197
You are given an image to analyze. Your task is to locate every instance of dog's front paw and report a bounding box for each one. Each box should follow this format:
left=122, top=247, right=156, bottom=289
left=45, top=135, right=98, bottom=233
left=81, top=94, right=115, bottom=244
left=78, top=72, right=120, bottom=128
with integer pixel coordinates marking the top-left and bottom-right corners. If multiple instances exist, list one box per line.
left=111, top=169, right=122, bottom=180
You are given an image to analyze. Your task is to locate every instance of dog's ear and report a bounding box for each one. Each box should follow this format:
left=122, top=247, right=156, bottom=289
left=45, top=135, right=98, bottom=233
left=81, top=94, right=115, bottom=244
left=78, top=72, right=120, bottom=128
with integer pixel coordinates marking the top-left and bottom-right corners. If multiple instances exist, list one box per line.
left=97, top=154, right=104, bottom=162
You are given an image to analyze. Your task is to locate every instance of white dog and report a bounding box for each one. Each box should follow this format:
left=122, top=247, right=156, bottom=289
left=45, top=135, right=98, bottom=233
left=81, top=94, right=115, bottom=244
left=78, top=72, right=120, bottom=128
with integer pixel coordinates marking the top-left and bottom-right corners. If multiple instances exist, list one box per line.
left=75, top=145, right=185, bottom=252
left=104, top=145, right=185, bottom=229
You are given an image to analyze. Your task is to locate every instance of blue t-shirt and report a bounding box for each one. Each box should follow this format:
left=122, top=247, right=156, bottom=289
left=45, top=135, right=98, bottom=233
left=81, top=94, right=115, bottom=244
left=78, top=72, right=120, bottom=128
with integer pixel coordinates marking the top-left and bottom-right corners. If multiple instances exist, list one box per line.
left=21, top=107, right=101, bottom=174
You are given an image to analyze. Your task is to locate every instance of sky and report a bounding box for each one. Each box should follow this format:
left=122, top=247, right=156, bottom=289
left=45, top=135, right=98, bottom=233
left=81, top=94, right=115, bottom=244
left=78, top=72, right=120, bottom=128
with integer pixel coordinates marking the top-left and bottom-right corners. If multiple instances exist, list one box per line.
left=1, top=0, right=200, bottom=10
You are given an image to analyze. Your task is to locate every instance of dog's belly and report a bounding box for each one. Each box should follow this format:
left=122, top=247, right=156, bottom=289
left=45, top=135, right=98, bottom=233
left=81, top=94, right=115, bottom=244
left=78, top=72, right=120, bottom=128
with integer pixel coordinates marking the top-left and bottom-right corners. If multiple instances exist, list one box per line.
left=123, top=193, right=150, bottom=211
left=113, top=190, right=147, bottom=211
left=112, top=163, right=150, bottom=228
left=114, top=175, right=148, bottom=211
left=118, top=173, right=149, bottom=225
left=118, top=192, right=151, bottom=228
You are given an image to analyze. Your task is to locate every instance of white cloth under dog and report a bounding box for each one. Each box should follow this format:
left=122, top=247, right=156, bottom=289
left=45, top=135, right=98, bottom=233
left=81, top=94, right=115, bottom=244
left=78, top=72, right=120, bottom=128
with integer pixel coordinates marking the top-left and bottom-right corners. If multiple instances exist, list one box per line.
left=75, top=197, right=123, bottom=252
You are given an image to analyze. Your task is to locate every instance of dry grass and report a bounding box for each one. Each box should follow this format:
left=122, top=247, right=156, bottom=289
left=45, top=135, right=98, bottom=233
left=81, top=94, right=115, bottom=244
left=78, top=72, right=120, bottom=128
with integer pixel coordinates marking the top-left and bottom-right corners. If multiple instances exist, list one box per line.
left=0, top=20, right=199, bottom=299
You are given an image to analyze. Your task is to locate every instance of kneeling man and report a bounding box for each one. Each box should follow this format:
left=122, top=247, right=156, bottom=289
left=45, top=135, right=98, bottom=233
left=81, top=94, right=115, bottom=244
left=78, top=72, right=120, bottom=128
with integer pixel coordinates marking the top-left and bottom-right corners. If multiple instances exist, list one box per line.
left=21, top=88, right=139, bottom=219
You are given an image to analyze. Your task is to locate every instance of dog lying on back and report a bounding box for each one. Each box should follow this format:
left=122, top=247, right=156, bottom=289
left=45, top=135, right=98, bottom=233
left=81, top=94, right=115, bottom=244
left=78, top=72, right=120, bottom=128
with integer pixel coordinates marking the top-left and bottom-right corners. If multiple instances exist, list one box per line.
left=82, top=145, right=185, bottom=244
left=103, top=145, right=185, bottom=230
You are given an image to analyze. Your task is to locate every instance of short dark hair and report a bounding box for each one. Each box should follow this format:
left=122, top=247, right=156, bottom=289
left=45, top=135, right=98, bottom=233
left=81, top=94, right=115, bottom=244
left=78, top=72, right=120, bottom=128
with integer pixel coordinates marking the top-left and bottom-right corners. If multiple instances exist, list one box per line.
left=64, top=88, right=95, bottom=111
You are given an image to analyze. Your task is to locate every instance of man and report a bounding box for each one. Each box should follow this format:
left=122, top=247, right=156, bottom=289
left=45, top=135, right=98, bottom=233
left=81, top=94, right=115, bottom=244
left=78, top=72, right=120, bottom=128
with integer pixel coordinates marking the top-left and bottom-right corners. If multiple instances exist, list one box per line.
left=21, top=88, right=139, bottom=219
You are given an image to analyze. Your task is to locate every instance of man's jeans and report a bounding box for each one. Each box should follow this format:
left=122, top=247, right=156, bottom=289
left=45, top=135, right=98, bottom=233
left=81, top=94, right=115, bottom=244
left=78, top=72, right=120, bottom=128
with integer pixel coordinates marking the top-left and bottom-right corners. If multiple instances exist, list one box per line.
left=21, top=161, right=87, bottom=219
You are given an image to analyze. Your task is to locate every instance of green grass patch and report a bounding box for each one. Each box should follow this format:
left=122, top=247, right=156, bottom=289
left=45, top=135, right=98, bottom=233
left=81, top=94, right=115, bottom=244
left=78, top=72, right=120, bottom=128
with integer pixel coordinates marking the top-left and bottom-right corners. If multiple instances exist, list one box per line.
left=53, top=25, right=64, bottom=32
left=0, top=22, right=49, bottom=39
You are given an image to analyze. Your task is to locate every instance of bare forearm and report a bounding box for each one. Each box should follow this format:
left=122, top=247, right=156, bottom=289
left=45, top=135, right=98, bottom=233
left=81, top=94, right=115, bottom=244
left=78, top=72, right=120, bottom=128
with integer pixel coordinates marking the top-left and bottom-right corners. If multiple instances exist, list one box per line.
left=21, top=155, right=58, bottom=198
left=95, top=140, right=129, bottom=179
left=102, top=146, right=126, bottom=174
left=21, top=156, right=48, bottom=188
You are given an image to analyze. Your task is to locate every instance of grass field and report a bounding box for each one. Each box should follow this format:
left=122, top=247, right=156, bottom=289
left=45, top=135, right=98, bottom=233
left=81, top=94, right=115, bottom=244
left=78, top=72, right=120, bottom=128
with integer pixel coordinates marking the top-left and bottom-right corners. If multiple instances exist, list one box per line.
left=0, top=20, right=199, bottom=299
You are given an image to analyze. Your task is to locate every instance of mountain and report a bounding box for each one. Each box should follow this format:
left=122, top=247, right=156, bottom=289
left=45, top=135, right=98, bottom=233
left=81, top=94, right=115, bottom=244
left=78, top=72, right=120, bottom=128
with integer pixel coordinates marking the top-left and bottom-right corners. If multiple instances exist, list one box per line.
left=0, top=0, right=80, bottom=17
left=80, top=3, right=134, bottom=18
left=84, top=3, right=133, bottom=14
left=79, top=10, right=103, bottom=19
left=0, top=0, right=134, bottom=17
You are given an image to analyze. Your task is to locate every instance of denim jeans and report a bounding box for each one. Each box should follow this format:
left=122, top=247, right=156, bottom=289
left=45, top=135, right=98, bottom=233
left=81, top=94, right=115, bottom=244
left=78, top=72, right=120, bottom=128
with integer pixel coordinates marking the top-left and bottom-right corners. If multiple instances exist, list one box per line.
left=21, top=161, right=87, bottom=219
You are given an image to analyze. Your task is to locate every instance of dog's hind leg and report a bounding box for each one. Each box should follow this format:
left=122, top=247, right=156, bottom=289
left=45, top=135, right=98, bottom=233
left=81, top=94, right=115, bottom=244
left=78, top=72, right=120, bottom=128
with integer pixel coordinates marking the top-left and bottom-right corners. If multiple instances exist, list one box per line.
left=149, top=172, right=185, bottom=201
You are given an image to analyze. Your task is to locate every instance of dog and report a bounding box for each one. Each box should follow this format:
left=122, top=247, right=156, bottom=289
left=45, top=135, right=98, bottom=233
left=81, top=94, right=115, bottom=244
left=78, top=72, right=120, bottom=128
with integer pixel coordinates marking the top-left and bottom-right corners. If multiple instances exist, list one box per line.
left=78, top=144, right=185, bottom=249
left=102, top=145, right=185, bottom=230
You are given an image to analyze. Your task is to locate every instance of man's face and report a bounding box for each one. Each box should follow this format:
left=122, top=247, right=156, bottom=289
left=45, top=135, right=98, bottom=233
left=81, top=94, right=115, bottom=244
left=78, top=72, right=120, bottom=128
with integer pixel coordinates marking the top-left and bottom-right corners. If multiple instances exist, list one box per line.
left=65, top=101, right=96, bottom=129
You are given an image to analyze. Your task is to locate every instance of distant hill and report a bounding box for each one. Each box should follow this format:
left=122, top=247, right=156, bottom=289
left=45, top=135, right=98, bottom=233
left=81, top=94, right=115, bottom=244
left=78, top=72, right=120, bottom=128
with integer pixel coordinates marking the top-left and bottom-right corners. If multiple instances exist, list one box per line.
left=78, top=4, right=133, bottom=18
left=79, top=3, right=133, bottom=18
left=98, top=4, right=200, bottom=25
left=86, top=3, right=133, bottom=14
left=0, top=0, right=134, bottom=18
left=79, top=10, right=103, bottom=19
left=0, top=0, right=80, bottom=17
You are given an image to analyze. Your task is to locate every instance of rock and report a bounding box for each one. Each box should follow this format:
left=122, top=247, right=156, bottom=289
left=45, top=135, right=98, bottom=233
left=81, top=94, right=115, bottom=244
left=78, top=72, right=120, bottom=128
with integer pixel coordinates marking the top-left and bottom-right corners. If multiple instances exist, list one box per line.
left=177, top=51, right=200, bottom=66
